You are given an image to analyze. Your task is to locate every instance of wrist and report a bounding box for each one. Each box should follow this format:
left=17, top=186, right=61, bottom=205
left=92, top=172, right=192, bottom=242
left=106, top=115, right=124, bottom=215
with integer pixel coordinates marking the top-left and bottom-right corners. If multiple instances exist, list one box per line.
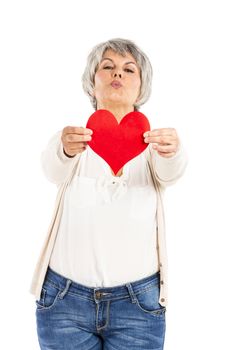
left=63, top=147, right=76, bottom=158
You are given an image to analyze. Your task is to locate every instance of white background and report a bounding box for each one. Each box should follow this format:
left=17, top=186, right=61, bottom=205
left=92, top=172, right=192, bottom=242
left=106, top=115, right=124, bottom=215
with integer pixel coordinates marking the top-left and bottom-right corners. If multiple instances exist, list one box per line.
left=0, top=0, right=232, bottom=349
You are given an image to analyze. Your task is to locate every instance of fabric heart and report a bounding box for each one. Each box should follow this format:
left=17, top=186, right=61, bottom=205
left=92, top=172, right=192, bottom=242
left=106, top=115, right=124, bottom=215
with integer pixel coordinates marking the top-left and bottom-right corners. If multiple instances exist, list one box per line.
left=86, top=109, right=150, bottom=175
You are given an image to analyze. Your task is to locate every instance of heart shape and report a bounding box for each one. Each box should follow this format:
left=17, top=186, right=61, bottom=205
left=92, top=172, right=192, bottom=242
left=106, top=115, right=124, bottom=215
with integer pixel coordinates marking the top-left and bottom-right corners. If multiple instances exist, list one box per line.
left=86, top=109, right=150, bottom=175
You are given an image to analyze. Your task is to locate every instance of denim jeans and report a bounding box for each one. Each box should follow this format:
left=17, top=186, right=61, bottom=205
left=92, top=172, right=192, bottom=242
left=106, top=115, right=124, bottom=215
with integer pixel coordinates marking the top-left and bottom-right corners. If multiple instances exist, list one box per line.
left=35, top=266, right=166, bottom=349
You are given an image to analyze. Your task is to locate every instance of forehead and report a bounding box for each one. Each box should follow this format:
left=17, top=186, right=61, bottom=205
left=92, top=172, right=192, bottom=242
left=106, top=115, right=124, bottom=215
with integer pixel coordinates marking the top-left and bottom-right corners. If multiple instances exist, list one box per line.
left=101, top=49, right=137, bottom=64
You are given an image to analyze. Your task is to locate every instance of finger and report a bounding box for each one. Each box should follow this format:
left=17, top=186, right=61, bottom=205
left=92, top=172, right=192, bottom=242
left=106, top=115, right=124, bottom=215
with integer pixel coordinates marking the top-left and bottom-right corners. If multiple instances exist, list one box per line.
left=145, top=135, right=177, bottom=144
left=153, top=144, right=178, bottom=153
left=64, top=143, right=88, bottom=154
left=143, top=128, right=176, bottom=138
left=66, top=141, right=87, bottom=149
left=157, top=151, right=176, bottom=158
left=64, top=126, right=93, bottom=135
left=64, top=134, right=92, bottom=143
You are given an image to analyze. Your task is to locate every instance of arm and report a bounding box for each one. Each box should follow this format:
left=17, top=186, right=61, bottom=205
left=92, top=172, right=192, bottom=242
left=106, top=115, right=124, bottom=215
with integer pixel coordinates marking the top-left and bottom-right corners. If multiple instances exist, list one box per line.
left=144, top=128, right=188, bottom=187
left=40, top=130, right=81, bottom=185
left=146, top=141, right=188, bottom=187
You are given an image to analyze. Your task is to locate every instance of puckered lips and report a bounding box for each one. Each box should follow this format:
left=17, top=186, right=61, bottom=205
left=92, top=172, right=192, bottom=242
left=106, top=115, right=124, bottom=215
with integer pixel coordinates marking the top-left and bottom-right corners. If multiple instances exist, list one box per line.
left=110, top=80, right=122, bottom=89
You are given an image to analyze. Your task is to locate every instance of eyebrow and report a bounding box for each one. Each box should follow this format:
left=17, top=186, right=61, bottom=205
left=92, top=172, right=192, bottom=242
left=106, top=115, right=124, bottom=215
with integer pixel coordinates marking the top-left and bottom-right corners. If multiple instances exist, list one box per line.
left=100, top=58, right=138, bottom=66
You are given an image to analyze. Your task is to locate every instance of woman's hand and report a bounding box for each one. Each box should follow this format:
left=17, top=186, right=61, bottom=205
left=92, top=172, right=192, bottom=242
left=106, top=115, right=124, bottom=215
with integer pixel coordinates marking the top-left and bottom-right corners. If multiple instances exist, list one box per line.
left=61, top=126, right=93, bottom=157
left=143, top=128, right=180, bottom=158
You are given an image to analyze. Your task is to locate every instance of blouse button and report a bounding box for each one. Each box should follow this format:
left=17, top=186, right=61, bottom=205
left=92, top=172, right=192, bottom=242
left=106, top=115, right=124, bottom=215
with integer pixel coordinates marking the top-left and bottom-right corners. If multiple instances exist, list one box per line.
left=160, top=298, right=165, bottom=302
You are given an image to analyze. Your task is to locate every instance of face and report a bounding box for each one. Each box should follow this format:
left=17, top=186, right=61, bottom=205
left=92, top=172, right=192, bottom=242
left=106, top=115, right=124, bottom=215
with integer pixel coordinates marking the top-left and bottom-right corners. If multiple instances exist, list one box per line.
left=93, top=49, right=141, bottom=109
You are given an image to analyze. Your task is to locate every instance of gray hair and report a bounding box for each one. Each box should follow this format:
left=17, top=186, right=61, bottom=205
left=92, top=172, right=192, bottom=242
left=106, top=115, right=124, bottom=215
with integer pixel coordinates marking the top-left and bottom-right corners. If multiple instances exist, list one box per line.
left=82, top=38, right=153, bottom=110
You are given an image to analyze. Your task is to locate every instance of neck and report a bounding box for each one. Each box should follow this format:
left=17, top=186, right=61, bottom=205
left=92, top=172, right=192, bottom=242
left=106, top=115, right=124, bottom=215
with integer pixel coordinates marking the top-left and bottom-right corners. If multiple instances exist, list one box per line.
left=96, top=102, right=134, bottom=123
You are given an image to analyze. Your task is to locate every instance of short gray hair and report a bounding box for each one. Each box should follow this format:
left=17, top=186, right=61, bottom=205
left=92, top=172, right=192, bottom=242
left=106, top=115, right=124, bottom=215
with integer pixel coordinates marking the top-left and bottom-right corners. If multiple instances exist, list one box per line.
left=82, top=38, right=153, bottom=110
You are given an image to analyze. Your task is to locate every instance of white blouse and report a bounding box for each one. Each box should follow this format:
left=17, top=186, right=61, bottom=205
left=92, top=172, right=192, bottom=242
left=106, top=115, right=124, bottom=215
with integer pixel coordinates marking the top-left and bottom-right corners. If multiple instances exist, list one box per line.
left=49, top=146, right=159, bottom=287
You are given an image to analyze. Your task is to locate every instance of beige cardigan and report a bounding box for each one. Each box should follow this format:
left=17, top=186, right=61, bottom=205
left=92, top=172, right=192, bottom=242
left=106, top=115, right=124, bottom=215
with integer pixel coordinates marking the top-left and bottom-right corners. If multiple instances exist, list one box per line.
left=29, top=130, right=188, bottom=307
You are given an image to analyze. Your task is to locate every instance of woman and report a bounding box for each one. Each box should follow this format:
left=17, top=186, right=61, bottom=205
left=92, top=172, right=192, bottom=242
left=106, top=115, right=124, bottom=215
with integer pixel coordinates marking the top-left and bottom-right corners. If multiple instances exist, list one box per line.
left=30, top=38, right=188, bottom=350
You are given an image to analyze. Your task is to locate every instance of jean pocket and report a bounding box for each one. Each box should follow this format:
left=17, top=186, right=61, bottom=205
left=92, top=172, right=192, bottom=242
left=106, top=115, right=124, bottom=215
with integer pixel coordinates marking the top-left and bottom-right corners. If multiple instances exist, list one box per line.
left=35, top=282, right=61, bottom=312
left=134, top=283, right=166, bottom=317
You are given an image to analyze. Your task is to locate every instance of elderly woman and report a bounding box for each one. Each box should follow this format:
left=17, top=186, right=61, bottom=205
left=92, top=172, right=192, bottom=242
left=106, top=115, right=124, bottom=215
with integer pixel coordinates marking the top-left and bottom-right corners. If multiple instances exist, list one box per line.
left=30, top=38, right=188, bottom=350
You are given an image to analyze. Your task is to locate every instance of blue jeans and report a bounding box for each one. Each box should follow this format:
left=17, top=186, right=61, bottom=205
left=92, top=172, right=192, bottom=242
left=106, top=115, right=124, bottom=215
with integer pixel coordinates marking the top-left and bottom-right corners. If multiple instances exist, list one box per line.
left=35, top=266, right=166, bottom=349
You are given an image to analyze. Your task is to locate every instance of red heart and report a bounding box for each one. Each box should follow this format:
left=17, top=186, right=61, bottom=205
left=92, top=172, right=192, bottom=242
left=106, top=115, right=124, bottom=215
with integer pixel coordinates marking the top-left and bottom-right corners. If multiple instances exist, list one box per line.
left=86, top=109, right=150, bottom=175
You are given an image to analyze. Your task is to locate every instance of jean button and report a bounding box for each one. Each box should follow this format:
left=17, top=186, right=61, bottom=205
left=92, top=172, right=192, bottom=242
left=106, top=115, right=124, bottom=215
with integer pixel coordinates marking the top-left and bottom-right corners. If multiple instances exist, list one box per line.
left=95, top=291, right=102, bottom=299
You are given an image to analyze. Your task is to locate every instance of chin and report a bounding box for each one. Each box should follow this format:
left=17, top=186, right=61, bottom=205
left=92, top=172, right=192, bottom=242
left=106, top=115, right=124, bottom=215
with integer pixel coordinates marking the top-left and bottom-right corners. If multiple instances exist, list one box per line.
left=101, top=98, right=127, bottom=107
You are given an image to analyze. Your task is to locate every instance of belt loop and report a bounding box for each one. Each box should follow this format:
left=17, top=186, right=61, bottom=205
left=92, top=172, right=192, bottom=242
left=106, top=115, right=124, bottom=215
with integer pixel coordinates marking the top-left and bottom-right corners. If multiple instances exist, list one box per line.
left=125, top=283, right=137, bottom=304
left=59, top=279, right=72, bottom=299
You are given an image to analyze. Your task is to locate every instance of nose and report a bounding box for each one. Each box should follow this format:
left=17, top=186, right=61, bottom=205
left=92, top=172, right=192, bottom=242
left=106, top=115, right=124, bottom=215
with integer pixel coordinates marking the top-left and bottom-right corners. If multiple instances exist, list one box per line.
left=113, top=72, right=122, bottom=78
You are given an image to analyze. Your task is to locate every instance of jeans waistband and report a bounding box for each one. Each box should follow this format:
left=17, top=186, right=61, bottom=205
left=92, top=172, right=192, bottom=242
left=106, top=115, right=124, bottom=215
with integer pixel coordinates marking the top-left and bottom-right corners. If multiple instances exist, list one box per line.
left=44, top=266, right=160, bottom=302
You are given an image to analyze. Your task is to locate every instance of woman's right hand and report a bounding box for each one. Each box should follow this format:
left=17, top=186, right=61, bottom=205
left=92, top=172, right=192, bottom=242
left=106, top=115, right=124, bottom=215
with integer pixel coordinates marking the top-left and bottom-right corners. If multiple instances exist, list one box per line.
left=61, top=126, right=93, bottom=157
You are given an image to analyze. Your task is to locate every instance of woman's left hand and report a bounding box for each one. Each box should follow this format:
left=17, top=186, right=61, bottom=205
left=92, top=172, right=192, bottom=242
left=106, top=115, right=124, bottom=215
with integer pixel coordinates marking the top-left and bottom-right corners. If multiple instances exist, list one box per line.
left=143, top=128, right=180, bottom=158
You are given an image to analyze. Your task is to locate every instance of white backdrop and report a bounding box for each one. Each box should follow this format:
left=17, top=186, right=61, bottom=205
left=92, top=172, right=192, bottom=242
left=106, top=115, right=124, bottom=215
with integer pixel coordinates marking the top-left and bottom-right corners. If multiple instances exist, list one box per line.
left=0, top=0, right=232, bottom=349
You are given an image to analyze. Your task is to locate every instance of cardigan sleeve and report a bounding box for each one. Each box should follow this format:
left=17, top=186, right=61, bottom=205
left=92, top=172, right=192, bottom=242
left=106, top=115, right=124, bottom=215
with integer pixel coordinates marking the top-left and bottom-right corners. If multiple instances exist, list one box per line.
left=40, top=130, right=81, bottom=185
left=146, top=141, right=188, bottom=187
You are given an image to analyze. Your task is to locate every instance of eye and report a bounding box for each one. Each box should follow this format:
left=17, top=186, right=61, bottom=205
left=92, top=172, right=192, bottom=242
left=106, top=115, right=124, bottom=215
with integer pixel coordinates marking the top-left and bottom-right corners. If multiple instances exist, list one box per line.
left=103, top=66, right=113, bottom=70
left=124, top=68, right=134, bottom=73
